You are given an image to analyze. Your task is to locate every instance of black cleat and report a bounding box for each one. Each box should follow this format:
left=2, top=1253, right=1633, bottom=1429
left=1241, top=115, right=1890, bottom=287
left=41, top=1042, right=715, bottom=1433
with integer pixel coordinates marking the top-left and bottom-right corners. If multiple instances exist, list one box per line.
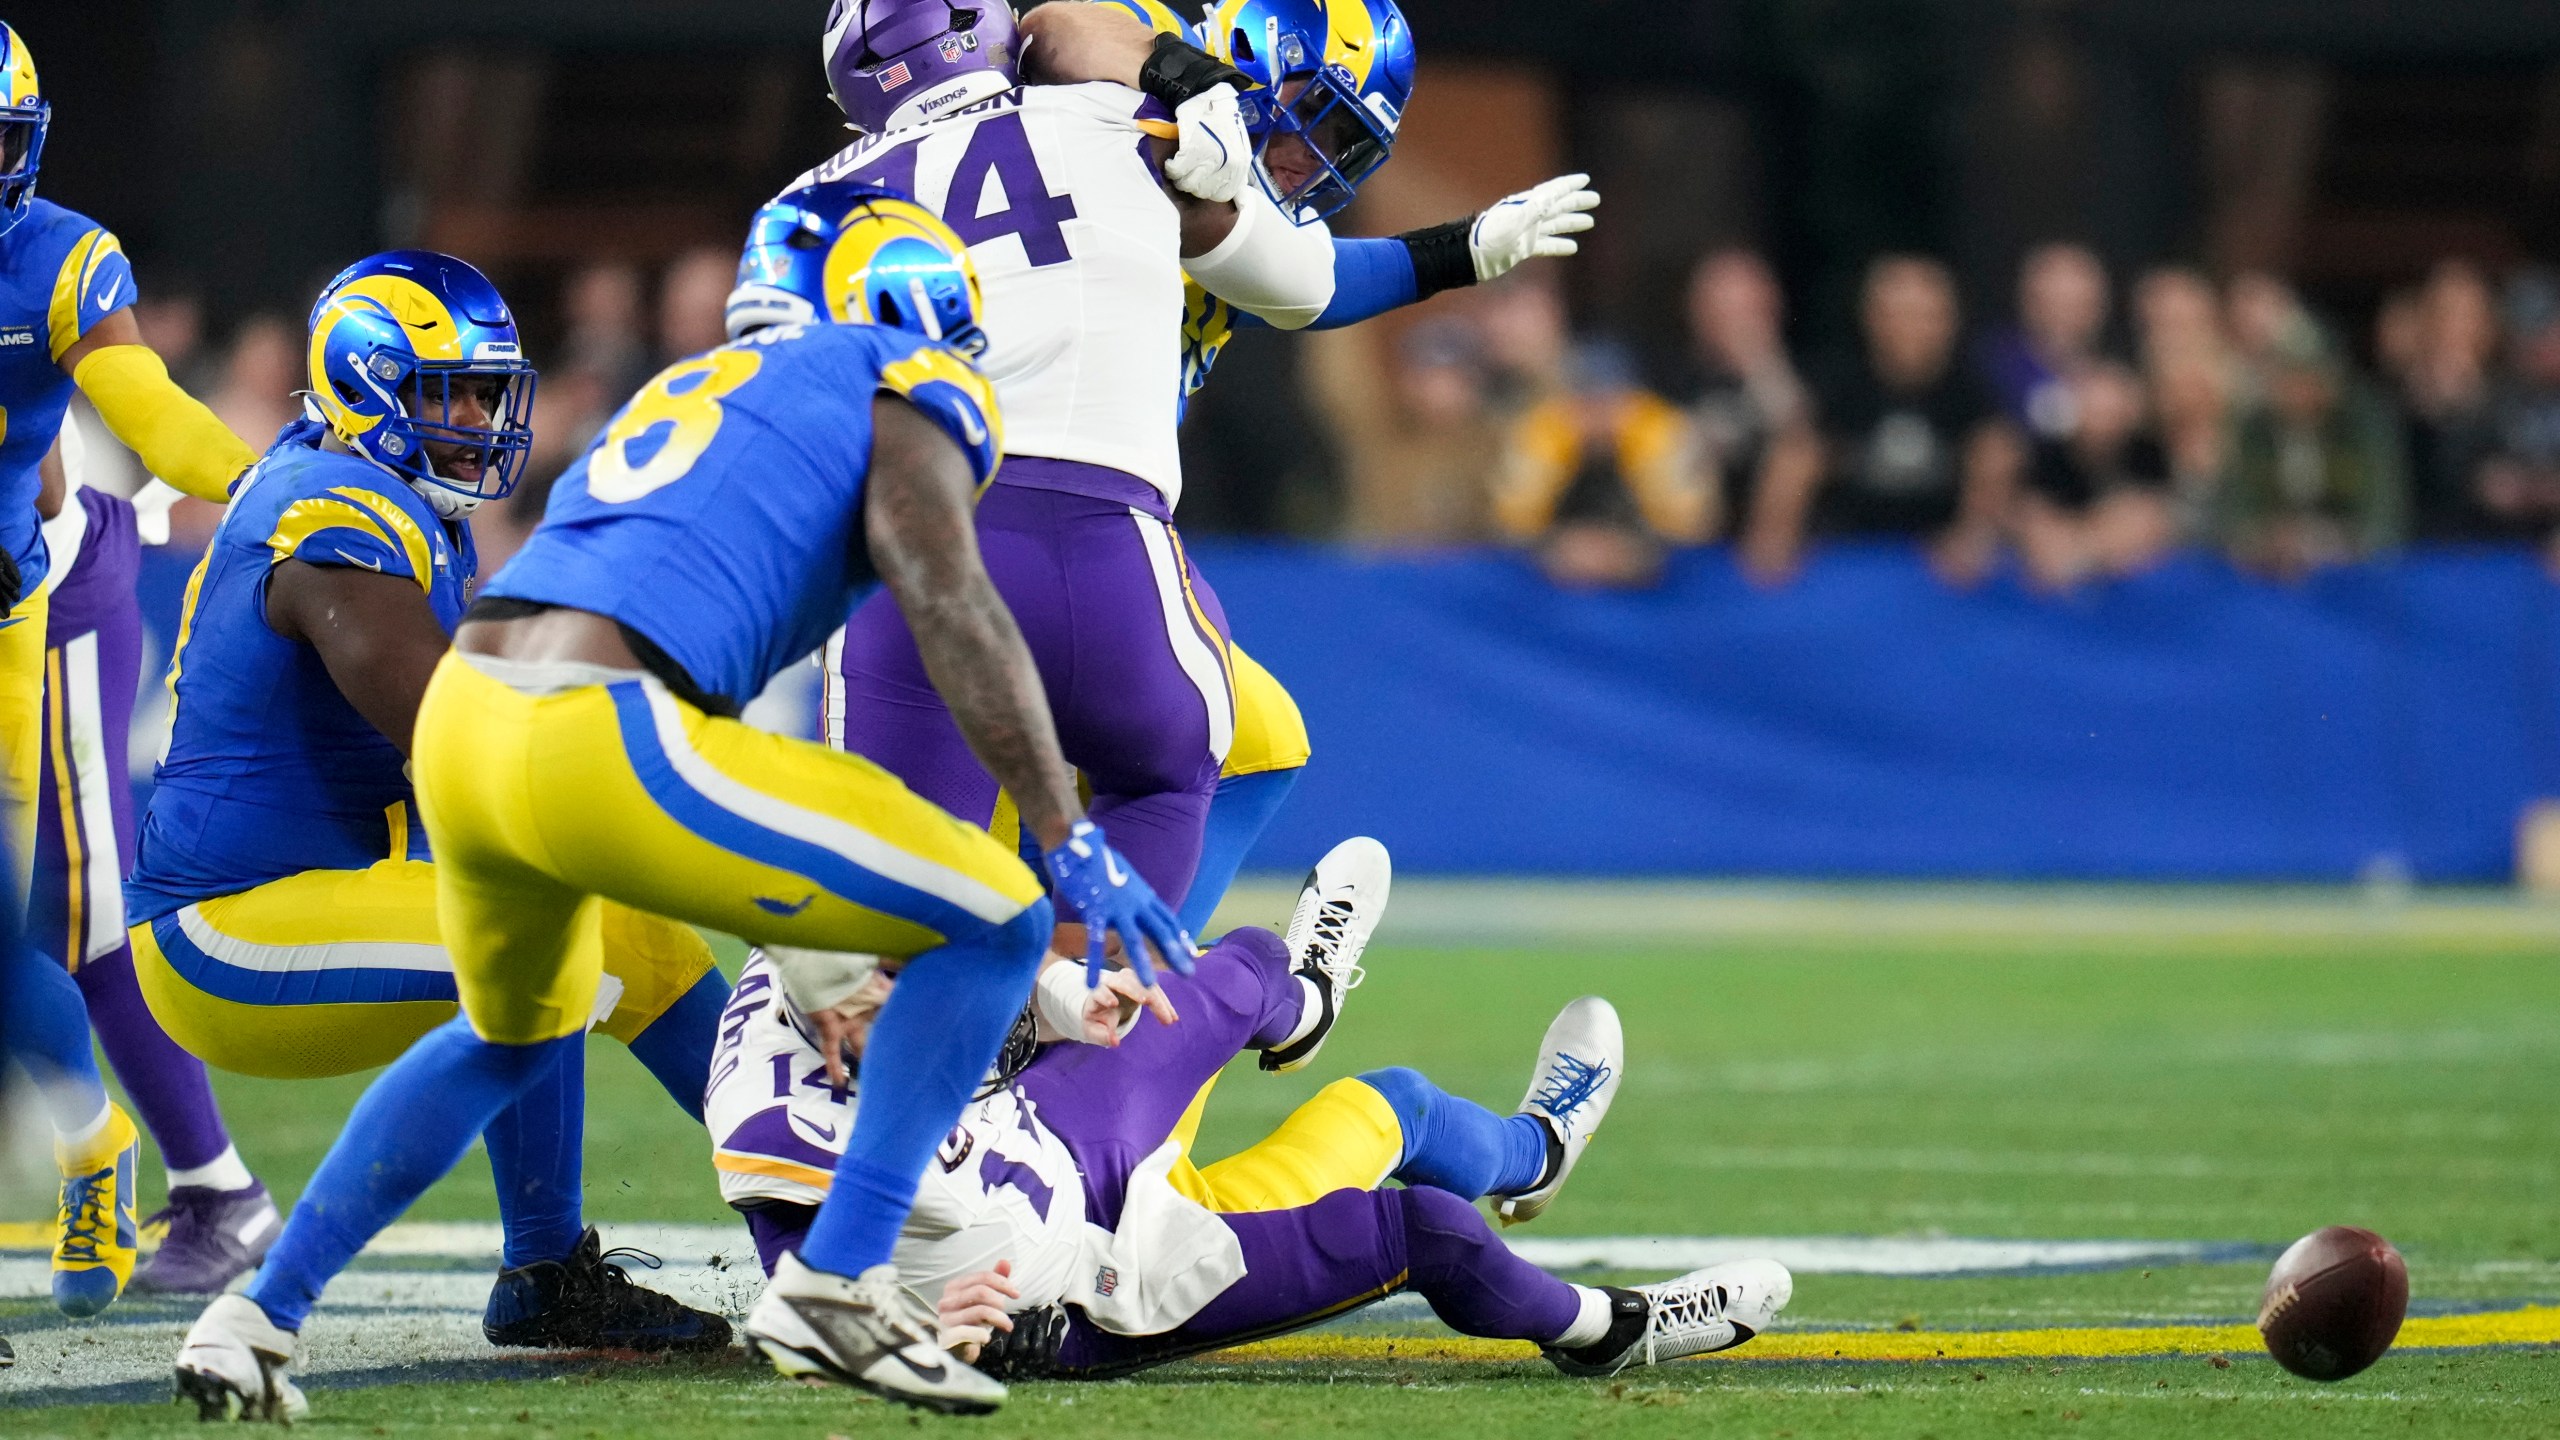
left=483, top=1228, right=731, bottom=1352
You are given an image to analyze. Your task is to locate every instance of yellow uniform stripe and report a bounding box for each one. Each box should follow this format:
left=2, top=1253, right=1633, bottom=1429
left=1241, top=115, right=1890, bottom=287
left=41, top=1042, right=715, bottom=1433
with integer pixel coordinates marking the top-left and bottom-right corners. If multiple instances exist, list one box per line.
left=267, top=496, right=405, bottom=569
left=46, top=229, right=108, bottom=362
left=43, top=648, right=82, bottom=970
left=321, top=487, right=437, bottom=591
left=714, top=1153, right=836, bottom=1189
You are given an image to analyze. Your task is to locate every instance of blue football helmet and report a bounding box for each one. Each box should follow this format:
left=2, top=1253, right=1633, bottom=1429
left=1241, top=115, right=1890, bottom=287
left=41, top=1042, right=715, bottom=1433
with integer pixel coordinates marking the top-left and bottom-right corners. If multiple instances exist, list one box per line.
left=304, top=251, right=536, bottom=516
left=726, top=179, right=988, bottom=357
left=0, top=23, right=51, bottom=236
left=1200, top=0, right=1415, bottom=224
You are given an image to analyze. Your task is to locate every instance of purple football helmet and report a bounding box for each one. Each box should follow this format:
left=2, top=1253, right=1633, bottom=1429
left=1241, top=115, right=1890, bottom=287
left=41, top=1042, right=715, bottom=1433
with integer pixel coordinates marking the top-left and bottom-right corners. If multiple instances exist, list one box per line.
left=824, top=0, right=1019, bottom=135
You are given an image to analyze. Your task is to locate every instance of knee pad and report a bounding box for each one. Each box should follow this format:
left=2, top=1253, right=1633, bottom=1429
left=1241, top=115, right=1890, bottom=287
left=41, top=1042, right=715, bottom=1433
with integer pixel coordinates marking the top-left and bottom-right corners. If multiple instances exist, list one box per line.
left=1356, top=1066, right=1435, bottom=1161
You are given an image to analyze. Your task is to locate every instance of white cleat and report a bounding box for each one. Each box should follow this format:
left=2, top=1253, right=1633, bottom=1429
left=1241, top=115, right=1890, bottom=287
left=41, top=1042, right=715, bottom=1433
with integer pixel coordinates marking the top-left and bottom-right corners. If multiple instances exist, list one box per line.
left=1261, top=836, right=1392, bottom=1072
left=1546, top=1259, right=1793, bottom=1376
left=174, top=1294, right=308, bottom=1423
left=745, top=1253, right=1006, bottom=1415
left=1496, top=995, right=1624, bottom=1225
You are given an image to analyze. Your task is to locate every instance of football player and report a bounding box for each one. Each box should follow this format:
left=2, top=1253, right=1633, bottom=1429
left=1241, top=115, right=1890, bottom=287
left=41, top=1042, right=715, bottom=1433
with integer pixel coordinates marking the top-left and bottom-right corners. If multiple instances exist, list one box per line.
left=132, top=251, right=729, bottom=1363
left=806, top=0, right=1602, bottom=942
left=176, top=192, right=1188, bottom=1420
left=32, top=424, right=277, bottom=1297
left=0, top=18, right=265, bottom=1320
left=767, top=0, right=1340, bottom=975
left=704, top=862, right=1792, bottom=1379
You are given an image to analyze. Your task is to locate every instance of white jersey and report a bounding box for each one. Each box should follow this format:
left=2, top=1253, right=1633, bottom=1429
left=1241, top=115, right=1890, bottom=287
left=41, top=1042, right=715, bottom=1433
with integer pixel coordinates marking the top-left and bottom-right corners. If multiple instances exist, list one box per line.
left=708, top=954, right=1243, bottom=1335
left=792, top=84, right=1188, bottom=507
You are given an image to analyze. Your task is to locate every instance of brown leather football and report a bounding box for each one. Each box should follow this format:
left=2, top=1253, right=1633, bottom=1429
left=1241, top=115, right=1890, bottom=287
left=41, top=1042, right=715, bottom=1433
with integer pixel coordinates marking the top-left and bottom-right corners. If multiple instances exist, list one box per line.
left=2257, top=1225, right=2408, bottom=1381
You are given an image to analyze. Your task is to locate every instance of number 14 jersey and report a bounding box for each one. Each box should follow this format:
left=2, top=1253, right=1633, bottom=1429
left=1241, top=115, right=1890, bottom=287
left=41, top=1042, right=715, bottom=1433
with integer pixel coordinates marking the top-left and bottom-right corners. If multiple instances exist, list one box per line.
left=793, top=83, right=1188, bottom=508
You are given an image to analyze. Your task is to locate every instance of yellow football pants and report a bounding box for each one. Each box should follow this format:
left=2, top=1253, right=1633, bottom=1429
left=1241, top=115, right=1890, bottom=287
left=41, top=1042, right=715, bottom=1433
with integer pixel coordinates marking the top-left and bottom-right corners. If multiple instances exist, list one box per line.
left=1221, top=645, right=1310, bottom=780
left=1162, top=1072, right=1406, bottom=1214
left=413, top=654, right=1046, bottom=1046
left=128, top=859, right=716, bottom=1080
left=0, top=586, right=50, bottom=901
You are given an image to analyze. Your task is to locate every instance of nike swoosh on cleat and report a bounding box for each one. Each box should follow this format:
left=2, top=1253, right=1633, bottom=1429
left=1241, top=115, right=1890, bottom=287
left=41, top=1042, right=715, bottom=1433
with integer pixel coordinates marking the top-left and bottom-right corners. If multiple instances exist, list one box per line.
left=895, top=1354, right=949, bottom=1384
left=755, top=894, right=816, bottom=917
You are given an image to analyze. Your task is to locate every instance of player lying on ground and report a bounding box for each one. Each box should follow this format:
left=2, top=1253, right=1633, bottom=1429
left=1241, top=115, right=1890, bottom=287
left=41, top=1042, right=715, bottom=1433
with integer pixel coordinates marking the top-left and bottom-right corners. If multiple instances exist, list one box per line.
left=178, top=189, right=1189, bottom=1421
left=711, top=842, right=1792, bottom=1378
left=32, top=428, right=280, bottom=1298
left=127, top=250, right=730, bottom=1351
left=0, top=19, right=266, bottom=1320
left=809, top=0, right=1604, bottom=939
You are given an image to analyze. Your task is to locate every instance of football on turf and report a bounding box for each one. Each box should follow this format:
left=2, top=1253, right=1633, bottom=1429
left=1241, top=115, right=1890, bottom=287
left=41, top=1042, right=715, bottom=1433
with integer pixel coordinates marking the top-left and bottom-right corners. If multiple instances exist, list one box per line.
left=2256, top=1225, right=2408, bottom=1381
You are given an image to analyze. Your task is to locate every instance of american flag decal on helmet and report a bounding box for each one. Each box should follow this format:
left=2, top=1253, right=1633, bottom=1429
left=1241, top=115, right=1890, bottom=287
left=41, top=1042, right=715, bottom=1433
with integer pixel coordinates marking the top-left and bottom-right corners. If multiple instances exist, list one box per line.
left=879, top=61, right=912, bottom=90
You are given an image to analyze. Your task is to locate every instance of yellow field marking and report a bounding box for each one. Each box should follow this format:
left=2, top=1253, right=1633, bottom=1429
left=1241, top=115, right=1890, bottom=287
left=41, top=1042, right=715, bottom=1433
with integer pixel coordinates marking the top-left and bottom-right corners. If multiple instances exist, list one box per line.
left=1208, top=1307, right=2560, bottom=1366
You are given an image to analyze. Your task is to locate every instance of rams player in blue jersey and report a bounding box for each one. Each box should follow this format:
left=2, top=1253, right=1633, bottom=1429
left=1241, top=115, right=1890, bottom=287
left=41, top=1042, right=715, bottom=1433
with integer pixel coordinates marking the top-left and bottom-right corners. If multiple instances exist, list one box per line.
left=176, top=190, right=1191, bottom=1419
left=131, top=249, right=730, bottom=1363
left=0, top=19, right=266, bottom=1320
left=1023, top=0, right=1599, bottom=936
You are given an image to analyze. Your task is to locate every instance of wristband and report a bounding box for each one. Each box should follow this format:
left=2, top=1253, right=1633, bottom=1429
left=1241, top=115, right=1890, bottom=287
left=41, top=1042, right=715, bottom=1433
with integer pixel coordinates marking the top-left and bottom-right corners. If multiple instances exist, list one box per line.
left=1399, top=219, right=1477, bottom=300
left=1139, top=33, right=1252, bottom=110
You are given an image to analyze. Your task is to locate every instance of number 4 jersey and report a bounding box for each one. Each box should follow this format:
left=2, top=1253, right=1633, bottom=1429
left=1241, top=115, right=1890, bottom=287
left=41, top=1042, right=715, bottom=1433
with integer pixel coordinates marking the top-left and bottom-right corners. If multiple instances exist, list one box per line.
left=793, top=84, right=1189, bottom=508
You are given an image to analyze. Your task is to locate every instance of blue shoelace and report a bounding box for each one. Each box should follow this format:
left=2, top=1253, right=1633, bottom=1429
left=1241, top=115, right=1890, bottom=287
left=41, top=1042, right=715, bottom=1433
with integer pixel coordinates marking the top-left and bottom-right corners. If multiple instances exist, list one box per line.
left=56, top=1169, right=115, bottom=1264
left=1532, top=1051, right=1613, bottom=1134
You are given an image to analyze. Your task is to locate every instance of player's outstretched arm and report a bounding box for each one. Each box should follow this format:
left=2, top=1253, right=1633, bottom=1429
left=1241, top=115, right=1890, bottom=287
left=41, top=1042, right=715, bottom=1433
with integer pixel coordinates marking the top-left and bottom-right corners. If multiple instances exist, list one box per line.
left=60, top=309, right=259, bottom=505
left=866, top=394, right=1195, bottom=986
left=266, top=560, right=452, bottom=754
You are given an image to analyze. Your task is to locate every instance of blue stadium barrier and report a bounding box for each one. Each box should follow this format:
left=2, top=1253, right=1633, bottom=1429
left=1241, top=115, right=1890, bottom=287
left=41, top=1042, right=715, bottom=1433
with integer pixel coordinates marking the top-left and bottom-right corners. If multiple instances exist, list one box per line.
left=1188, top=541, right=2560, bottom=883
left=131, top=540, right=2560, bottom=883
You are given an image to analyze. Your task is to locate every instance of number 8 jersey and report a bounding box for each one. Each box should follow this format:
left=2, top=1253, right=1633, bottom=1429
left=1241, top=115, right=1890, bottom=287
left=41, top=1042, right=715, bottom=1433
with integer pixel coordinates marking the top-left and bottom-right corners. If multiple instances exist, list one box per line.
left=482, top=322, right=1000, bottom=711
left=794, top=84, right=1188, bottom=508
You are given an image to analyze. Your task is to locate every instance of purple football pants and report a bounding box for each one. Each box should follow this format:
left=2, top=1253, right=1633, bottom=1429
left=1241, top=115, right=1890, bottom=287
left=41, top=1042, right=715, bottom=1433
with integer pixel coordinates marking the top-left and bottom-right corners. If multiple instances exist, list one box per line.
left=31, top=488, right=236, bottom=1171
left=829, top=459, right=1235, bottom=919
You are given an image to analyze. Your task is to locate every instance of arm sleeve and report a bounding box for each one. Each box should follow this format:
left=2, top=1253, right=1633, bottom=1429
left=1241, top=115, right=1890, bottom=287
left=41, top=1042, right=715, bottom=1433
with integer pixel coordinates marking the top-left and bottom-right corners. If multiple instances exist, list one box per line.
left=263, top=487, right=434, bottom=590
left=1179, top=183, right=1338, bottom=330
left=71, top=344, right=261, bottom=504
left=1304, top=236, right=1421, bottom=330
left=878, top=344, right=1006, bottom=490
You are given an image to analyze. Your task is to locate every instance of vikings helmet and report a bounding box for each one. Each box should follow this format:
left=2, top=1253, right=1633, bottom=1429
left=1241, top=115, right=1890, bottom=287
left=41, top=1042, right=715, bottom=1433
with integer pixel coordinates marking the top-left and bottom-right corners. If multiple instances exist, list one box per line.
left=1201, top=0, right=1414, bottom=223
left=0, top=24, right=50, bottom=235
left=823, top=0, right=1018, bottom=136
left=726, top=179, right=988, bottom=357
left=304, top=251, right=536, bottom=517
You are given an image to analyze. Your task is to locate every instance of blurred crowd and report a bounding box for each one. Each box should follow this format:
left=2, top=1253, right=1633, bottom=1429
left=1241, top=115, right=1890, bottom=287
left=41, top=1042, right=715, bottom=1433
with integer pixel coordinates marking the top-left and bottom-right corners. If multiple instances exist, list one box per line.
left=1316, top=245, right=2560, bottom=591
left=111, top=240, right=2560, bottom=595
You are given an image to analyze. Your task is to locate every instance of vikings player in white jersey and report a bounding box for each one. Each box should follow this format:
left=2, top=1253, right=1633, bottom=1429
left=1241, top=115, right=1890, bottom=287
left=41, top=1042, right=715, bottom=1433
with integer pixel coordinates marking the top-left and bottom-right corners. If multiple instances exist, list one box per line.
left=703, top=898, right=1792, bottom=1379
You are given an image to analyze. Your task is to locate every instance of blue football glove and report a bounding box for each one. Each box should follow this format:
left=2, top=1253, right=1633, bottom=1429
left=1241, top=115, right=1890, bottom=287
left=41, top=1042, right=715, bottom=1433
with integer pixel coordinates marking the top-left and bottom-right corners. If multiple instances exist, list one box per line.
left=1044, top=819, right=1196, bottom=990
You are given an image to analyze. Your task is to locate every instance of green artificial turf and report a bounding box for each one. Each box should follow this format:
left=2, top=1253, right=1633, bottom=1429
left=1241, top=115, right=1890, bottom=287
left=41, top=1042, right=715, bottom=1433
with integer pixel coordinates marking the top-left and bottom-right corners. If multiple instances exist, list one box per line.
left=11, top=901, right=2560, bottom=1435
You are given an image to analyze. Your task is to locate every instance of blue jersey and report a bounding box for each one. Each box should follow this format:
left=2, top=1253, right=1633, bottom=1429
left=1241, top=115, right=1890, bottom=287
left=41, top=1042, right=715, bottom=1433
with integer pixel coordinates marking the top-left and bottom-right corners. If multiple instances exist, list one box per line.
left=127, top=433, right=473, bottom=920
left=486, top=322, right=1001, bottom=708
left=0, top=200, right=136, bottom=592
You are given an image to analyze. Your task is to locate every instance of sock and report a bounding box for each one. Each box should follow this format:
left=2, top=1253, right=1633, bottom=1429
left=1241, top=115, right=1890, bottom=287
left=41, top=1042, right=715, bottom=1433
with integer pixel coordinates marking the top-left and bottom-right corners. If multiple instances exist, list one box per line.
left=1396, top=1186, right=1585, bottom=1342
left=1178, top=767, right=1300, bottom=936
left=1270, top=976, right=1326, bottom=1050
left=799, top=900, right=1049, bottom=1277
left=167, top=1146, right=256, bottom=1194
left=1, top=941, right=111, bottom=1135
left=73, top=942, right=237, bottom=1171
left=59, top=1095, right=112, bottom=1149
left=483, top=1040, right=586, bottom=1269
left=1358, top=1067, right=1553, bottom=1200
left=621, top=969, right=732, bottom=1124
left=740, top=1203, right=815, bottom=1278
left=1553, top=1284, right=1617, bottom=1348
left=246, top=1020, right=575, bottom=1331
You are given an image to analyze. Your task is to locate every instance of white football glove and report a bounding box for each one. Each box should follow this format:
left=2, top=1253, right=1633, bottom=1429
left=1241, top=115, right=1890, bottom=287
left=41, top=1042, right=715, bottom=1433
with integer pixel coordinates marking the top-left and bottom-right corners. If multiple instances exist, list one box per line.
left=130, top=478, right=186, bottom=547
left=1164, top=83, right=1253, bottom=205
left=1468, top=172, right=1601, bottom=282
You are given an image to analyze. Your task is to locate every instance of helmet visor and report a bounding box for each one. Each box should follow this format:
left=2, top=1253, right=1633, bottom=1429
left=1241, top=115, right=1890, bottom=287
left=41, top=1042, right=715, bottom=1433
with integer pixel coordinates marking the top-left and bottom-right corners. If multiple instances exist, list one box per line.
left=399, top=363, right=538, bottom=501
left=0, top=108, right=40, bottom=179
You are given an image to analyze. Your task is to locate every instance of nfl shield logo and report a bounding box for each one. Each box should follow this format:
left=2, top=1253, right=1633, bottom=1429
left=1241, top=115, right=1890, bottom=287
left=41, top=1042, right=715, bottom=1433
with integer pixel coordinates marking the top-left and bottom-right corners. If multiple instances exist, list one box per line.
left=879, top=61, right=912, bottom=90
left=1094, top=1265, right=1120, bottom=1298
left=939, top=36, right=964, bottom=62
